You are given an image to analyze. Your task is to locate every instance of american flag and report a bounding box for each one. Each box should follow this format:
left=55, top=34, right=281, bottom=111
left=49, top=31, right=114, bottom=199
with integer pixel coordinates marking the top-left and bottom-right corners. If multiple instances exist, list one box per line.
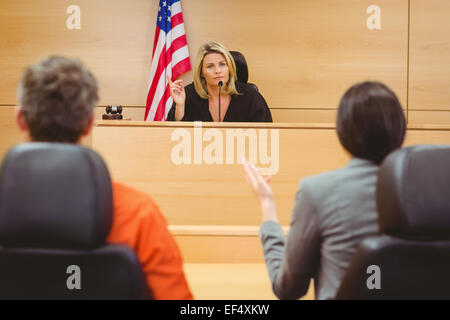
left=145, top=0, right=191, bottom=121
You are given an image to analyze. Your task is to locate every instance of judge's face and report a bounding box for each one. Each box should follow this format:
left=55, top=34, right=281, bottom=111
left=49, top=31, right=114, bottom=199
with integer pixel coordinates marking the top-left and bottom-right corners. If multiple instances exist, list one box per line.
left=201, top=53, right=229, bottom=89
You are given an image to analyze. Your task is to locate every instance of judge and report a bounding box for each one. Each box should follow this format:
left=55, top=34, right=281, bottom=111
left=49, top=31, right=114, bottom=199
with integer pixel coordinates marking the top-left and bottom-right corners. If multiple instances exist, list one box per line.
left=167, top=41, right=272, bottom=122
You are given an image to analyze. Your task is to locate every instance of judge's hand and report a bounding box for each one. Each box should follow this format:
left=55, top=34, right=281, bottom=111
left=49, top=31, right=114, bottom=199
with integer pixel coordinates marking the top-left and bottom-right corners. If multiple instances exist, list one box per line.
left=243, top=158, right=277, bottom=222
left=167, top=74, right=185, bottom=107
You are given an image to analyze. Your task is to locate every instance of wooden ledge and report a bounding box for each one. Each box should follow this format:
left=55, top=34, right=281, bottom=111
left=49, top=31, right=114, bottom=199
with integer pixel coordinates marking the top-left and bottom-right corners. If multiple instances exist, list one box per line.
left=94, top=120, right=450, bottom=131
left=169, top=225, right=290, bottom=236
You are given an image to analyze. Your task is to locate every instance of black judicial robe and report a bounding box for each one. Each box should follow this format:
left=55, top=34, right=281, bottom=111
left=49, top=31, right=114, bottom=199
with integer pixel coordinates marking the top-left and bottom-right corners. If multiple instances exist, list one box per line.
left=167, top=82, right=272, bottom=122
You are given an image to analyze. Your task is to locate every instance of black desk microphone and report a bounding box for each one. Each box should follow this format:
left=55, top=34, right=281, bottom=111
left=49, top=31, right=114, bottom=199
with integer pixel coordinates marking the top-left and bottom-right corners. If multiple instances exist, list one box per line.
left=218, top=81, right=223, bottom=122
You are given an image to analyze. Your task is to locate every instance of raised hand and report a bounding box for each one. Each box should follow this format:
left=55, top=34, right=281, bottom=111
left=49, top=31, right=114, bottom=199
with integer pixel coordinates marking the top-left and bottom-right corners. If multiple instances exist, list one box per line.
left=243, top=159, right=273, bottom=202
left=167, top=74, right=186, bottom=107
left=243, top=158, right=277, bottom=222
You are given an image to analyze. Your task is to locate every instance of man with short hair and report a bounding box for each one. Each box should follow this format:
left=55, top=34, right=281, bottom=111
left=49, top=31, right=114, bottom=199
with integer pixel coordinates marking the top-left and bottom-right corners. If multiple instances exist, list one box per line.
left=16, top=56, right=193, bottom=300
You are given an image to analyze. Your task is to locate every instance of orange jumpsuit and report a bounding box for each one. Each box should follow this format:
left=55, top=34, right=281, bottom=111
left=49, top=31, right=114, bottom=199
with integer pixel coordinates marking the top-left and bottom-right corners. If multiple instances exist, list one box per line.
left=107, top=182, right=193, bottom=300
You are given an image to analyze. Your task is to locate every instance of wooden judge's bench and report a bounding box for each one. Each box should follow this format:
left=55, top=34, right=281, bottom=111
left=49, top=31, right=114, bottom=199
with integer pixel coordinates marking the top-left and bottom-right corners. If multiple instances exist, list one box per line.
left=1, top=116, right=450, bottom=299
left=90, top=120, right=450, bottom=299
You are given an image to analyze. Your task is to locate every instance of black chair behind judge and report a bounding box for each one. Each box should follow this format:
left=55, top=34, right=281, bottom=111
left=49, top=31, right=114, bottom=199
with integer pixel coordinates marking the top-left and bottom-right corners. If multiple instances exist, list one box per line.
left=230, top=50, right=273, bottom=122
left=0, top=143, right=150, bottom=299
left=230, top=50, right=259, bottom=91
left=335, top=145, right=450, bottom=299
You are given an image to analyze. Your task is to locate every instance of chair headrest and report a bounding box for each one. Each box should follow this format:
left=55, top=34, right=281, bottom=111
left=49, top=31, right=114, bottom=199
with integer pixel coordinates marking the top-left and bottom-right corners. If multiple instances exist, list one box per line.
left=0, top=143, right=113, bottom=249
left=377, top=145, right=450, bottom=241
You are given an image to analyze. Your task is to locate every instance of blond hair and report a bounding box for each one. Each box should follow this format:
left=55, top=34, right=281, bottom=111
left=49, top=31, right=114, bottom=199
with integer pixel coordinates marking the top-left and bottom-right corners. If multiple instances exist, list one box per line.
left=193, top=42, right=239, bottom=99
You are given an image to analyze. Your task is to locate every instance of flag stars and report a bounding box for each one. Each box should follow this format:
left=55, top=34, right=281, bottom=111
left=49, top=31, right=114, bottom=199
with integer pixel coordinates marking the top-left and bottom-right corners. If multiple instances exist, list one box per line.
left=162, top=1, right=166, bottom=7
left=159, top=16, right=162, bottom=22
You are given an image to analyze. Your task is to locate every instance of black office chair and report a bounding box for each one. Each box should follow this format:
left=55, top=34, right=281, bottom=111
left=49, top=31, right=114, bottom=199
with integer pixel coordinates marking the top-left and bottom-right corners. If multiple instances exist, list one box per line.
left=335, top=145, right=450, bottom=299
left=230, top=50, right=272, bottom=121
left=0, top=143, right=151, bottom=299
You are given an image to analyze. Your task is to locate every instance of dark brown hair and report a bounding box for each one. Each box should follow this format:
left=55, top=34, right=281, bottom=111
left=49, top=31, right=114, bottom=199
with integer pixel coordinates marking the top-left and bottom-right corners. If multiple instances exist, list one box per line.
left=337, top=81, right=406, bottom=164
left=230, top=51, right=249, bottom=84
left=18, top=56, right=98, bottom=143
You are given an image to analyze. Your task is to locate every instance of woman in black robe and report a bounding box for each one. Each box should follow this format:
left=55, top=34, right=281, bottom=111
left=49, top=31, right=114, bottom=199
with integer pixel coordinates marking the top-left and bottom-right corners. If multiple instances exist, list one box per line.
left=167, top=42, right=272, bottom=122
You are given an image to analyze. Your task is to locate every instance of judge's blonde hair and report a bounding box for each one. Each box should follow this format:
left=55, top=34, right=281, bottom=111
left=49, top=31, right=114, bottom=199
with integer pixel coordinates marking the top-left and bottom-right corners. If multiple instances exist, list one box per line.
left=193, top=42, right=239, bottom=99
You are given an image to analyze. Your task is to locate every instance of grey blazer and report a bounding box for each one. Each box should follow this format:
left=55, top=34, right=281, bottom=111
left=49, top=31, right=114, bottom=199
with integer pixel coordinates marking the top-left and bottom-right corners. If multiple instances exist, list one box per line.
left=260, top=158, right=379, bottom=300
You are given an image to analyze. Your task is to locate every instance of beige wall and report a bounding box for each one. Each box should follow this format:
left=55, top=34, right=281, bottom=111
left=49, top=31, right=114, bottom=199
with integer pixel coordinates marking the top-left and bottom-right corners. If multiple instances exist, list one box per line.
left=1, top=0, right=449, bottom=124
left=90, top=121, right=450, bottom=226
left=408, top=0, right=450, bottom=123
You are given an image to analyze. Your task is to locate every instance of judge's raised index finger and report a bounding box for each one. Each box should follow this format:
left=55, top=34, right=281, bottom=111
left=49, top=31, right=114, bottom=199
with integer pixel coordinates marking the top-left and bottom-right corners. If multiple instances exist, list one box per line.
left=166, top=74, right=173, bottom=85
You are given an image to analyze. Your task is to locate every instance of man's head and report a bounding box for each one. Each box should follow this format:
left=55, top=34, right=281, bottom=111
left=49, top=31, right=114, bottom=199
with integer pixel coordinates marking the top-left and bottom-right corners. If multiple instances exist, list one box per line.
left=17, top=56, right=98, bottom=143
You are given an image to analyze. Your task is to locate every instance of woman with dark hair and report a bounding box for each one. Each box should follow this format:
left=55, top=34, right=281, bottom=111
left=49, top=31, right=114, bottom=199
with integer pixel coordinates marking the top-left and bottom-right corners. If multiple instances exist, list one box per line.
left=244, top=81, right=406, bottom=300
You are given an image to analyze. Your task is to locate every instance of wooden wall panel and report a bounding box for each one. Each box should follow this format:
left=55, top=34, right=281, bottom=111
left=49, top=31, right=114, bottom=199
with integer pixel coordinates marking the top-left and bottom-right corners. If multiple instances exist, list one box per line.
left=0, top=0, right=157, bottom=106
left=175, top=235, right=263, bottom=264
left=1, top=0, right=408, bottom=120
left=171, top=225, right=288, bottom=263
left=184, top=264, right=315, bottom=299
left=91, top=122, right=348, bottom=225
left=183, top=264, right=316, bottom=300
left=409, top=111, right=450, bottom=125
left=183, top=0, right=408, bottom=110
left=0, top=106, right=27, bottom=159
left=91, top=122, right=450, bottom=226
left=270, top=109, right=337, bottom=124
left=94, top=106, right=340, bottom=123
left=94, top=107, right=413, bottom=124
left=409, top=0, right=450, bottom=115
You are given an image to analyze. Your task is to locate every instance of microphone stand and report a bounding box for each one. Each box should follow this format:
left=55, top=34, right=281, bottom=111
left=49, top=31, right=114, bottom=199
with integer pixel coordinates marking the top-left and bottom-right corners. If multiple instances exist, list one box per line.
left=218, top=81, right=223, bottom=122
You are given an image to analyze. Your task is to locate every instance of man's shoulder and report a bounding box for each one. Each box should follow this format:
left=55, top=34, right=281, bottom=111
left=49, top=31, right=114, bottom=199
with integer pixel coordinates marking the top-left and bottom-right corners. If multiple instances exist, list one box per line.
left=112, top=181, right=161, bottom=216
left=112, top=181, right=146, bottom=199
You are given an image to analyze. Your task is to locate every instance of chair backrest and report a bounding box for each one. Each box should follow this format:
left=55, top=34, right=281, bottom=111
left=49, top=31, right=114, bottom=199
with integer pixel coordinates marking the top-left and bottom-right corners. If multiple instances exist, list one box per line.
left=230, top=50, right=249, bottom=84
left=335, top=145, right=450, bottom=299
left=230, top=50, right=273, bottom=122
left=0, top=143, right=150, bottom=299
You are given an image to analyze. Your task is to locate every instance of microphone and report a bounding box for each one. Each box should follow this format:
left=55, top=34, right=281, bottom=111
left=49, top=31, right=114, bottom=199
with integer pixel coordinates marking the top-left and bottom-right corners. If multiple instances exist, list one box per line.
left=218, top=81, right=223, bottom=122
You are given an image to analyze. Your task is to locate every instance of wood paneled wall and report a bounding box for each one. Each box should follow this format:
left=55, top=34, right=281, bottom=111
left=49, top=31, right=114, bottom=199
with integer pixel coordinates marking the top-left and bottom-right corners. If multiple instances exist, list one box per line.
left=408, top=0, right=450, bottom=124
left=1, top=0, right=448, bottom=124
left=90, top=121, right=450, bottom=226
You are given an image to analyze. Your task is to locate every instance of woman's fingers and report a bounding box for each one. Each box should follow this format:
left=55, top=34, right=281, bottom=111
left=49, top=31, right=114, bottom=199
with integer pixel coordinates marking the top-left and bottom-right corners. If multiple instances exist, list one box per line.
left=167, top=75, right=184, bottom=92
left=244, top=159, right=271, bottom=192
left=166, top=74, right=173, bottom=85
left=170, top=82, right=183, bottom=92
left=243, top=161, right=258, bottom=189
left=249, top=163, right=267, bottom=185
